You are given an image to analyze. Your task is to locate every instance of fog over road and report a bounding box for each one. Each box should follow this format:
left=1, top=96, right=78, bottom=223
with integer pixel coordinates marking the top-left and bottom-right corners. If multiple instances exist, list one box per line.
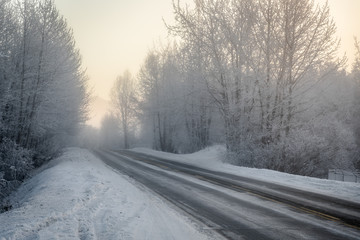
left=94, top=149, right=360, bottom=240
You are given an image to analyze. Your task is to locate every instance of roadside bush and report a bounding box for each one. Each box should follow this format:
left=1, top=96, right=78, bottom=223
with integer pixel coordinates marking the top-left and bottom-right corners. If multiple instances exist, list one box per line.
left=227, top=125, right=356, bottom=178
left=0, top=138, right=34, bottom=201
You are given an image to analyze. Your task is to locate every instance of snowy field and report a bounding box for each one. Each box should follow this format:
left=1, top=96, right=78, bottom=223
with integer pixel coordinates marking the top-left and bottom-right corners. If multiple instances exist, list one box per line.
left=132, top=145, right=360, bottom=203
left=0, top=148, right=215, bottom=240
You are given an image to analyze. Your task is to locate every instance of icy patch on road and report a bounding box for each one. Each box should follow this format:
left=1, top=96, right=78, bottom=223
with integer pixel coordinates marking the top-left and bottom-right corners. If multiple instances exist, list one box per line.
left=131, top=146, right=360, bottom=202
left=0, top=148, right=213, bottom=240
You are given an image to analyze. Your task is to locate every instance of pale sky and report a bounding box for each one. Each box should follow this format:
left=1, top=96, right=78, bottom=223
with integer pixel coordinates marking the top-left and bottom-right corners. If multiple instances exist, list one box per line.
left=55, top=0, right=179, bottom=101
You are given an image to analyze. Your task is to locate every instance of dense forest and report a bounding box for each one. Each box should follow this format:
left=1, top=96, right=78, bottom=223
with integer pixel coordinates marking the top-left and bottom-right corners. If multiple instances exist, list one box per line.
left=0, top=0, right=88, bottom=200
left=102, top=0, right=360, bottom=178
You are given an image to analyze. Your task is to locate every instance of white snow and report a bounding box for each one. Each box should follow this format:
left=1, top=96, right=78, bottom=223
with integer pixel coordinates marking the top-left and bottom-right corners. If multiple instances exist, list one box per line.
left=2, top=146, right=359, bottom=240
left=131, top=145, right=360, bottom=202
left=0, top=148, right=215, bottom=240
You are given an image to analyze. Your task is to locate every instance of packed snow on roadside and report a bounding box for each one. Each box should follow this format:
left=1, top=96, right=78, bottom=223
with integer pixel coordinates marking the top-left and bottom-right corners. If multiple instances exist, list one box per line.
left=0, top=148, right=215, bottom=240
left=131, top=146, right=360, bottom=202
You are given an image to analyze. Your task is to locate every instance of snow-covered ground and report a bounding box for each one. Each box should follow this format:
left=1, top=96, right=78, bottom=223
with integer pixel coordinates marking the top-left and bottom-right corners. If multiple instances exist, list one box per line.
left=132, top=145, right=360, bottom=203
left=0, top=148, right=215, bottom=240
left=1, top=146, right=359, bottom=240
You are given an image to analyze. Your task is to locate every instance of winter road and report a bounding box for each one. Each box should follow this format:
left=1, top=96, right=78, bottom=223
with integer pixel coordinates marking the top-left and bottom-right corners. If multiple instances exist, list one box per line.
left=94, top=149, right=360, bottom=240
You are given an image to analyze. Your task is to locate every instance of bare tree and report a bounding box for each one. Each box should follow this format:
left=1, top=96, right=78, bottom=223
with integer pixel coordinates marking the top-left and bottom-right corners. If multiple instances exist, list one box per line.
left=170, top=0, right=258, bottom=152
left=352, top=38, right=360, bottom=168
left=111, top=70, right=137, bottom=149
left=138, top=46, right=183, bottom=153
left=179, top=43, right=213, bottom=152
left=0, top=0, right=89, bottom=200
left=169, top=0, right=343, bottom=173
left=0, top=0, right=18, bottom=137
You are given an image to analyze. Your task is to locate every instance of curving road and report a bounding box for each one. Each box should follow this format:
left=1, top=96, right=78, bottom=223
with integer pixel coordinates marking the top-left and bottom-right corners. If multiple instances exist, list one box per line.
left=93, top=149, right=360, bottom=240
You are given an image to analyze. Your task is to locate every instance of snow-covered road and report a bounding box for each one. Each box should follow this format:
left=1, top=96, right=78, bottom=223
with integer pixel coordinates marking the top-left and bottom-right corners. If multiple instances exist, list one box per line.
left=0, top=148, right=216, bottom=240
left=132, top=146, right=360, bottom=203
left=95, top=149, right=360, bottom=240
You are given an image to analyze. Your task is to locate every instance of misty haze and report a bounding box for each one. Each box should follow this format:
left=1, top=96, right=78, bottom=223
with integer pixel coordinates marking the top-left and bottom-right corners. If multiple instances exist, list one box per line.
left=1, top=0, right=360, bottom=239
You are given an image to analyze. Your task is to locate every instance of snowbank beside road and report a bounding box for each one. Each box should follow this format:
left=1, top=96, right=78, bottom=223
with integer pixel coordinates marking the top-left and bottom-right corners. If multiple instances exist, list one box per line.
left=131, top=146, right=360, bottom=202
left=0, top=148, right=213, bottom=240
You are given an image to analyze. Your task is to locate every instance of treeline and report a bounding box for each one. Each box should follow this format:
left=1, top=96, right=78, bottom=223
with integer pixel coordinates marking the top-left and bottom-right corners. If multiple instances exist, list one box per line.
left=0, top=0, right=88, bottom=200
left=103, top=0, right=360, bottom=177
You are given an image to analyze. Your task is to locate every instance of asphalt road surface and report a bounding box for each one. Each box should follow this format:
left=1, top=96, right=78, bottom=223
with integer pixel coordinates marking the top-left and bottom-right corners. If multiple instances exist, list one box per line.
left=94, top=149, right=360, bottom=240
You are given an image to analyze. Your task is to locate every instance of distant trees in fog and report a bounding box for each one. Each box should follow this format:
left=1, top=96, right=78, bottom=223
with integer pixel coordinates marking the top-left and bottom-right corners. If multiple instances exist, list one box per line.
left=352, top=38, right=360, bottom=169
left=138, top=48, right=183, bottom=152
left=111, top=71, right=137, bottom=149
left=0, top=0, right=88, bottom=199
left=99, top=113, right=122, bottom=150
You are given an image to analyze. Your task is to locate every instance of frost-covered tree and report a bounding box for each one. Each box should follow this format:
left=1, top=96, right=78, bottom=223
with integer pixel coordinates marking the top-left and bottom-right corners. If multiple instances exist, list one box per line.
left=0, top=0, right=88, bottom=152
left=168, top=0, right=344, bottom=175
left=178, top=43, right=213, bottom=152
left=170, top=0, right=259, bottom=152
left=137, top=41, right=221, bottom=153
left=138, top=45, right=184, bottom=153
left=0, top=0, right=88, bottom=200
left=111, top=70, right=137, bottom=149
left=352, top=38, right=360, bottom=169
left=0, top=0, right=18, bottom=137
